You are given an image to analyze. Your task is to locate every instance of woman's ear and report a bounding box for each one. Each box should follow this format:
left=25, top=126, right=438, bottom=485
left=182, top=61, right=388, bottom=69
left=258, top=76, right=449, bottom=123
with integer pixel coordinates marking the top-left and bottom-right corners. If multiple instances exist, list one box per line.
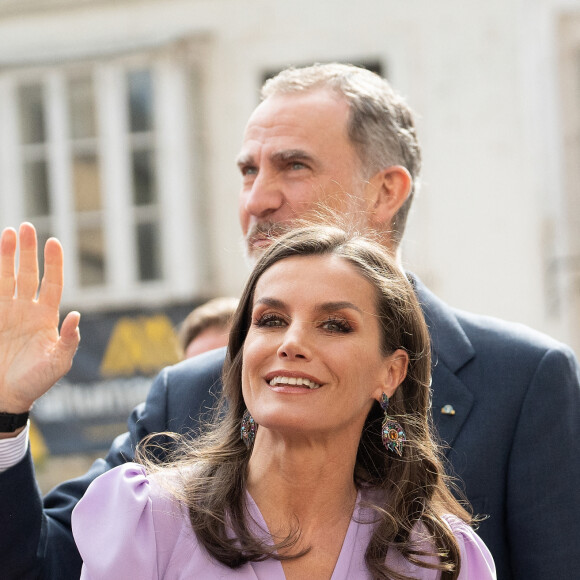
left=374, top=348, right=409, bottom=401
left=365, top=166, right=412, bottom=229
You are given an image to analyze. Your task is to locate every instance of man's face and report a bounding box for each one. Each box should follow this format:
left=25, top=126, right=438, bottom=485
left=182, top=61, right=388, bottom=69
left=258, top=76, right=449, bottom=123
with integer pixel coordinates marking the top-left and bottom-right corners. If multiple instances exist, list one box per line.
left=237, top=89, right=374, bottom=259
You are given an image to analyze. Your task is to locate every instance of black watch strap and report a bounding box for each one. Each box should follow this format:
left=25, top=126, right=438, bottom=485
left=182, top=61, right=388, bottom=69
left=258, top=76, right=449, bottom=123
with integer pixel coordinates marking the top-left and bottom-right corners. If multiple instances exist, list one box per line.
left=0, top=411, right=29, bottom=432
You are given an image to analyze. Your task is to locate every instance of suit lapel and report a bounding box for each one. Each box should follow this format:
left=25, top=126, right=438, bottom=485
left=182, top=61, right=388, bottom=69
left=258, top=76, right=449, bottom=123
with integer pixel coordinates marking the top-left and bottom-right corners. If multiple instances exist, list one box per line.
left=411, top=275, right=475, bottom=450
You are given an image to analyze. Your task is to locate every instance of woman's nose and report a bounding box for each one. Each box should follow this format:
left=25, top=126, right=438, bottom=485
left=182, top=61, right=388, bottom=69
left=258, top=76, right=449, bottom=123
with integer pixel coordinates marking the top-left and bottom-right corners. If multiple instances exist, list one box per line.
left=277, top=325, right=311, bottom=360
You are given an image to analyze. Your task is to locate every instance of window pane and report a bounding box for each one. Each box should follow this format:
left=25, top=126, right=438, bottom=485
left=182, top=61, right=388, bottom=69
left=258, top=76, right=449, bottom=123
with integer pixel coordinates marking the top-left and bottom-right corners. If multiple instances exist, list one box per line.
left=23, top=159, right=50, bottom=217
left=77, top=225, right=105, bottom=286
left=19, top=83, right=46, bottom=145
left=136, top=221, right=161, bottom=281
left=68, top=76, right=96, bottom=140
left=127, top=69, right=153, bottom=133
left=73, top=151, right=102, bottom=212
left=132, top=148, right=156, bottom=205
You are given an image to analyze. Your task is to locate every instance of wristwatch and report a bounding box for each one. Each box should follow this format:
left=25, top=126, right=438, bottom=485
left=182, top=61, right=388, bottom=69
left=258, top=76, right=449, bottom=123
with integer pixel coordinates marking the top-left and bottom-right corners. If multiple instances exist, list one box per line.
left=0, top=411, right=29, bottom=432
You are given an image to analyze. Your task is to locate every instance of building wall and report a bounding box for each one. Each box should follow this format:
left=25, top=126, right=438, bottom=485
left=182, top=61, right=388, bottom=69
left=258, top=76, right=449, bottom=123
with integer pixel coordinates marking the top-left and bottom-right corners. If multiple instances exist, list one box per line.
left=0, top=0, right=579, bottom=356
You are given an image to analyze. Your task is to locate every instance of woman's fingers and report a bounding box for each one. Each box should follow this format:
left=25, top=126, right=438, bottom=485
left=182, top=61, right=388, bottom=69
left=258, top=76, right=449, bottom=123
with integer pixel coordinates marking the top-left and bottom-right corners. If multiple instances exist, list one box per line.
left=38, top=237, right=64, bottom=309
left=16, top=223, right=40, bottom=300
left=0, top=227, right=17, bottom=299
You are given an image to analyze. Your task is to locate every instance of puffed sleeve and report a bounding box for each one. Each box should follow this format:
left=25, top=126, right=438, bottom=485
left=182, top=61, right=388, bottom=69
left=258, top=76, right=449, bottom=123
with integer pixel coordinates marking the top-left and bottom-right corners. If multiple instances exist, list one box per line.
left=448, top=516, right=497, bottom=579
left=72, top=462, right=181, bottom=580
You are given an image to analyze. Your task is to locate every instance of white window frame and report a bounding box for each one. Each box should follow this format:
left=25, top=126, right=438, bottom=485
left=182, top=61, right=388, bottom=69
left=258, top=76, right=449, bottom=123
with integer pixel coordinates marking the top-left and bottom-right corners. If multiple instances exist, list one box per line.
left=0, top=43, right=207, bottom=311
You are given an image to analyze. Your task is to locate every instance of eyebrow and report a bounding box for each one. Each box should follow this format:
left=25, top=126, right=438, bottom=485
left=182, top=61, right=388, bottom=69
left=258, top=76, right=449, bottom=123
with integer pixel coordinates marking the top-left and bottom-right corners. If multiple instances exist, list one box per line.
left=272, top=149, right=316, bottom=164
left=254, top=297, right=363, bottom=315
left=236, top=152, right=253, bottom=168
left=236, top=148, right=316, bottom=169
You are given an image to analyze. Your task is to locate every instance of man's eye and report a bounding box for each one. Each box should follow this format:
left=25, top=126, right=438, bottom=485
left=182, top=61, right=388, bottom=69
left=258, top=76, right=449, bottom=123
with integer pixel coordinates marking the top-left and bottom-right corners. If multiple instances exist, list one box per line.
left=290, top=162, right=307, bottom=170
left=241, top=166, right=258, bottom=176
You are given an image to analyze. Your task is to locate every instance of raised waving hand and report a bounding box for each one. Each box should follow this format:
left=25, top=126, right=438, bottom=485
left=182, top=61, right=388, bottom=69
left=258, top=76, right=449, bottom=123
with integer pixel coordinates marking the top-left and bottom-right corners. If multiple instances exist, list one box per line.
left=0, top=223, right=80, bottom=422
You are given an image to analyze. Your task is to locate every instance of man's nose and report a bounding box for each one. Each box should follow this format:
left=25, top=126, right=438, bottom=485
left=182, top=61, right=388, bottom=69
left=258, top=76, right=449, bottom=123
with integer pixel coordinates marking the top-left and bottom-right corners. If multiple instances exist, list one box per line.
left=243, top=170, right=284, bottom=219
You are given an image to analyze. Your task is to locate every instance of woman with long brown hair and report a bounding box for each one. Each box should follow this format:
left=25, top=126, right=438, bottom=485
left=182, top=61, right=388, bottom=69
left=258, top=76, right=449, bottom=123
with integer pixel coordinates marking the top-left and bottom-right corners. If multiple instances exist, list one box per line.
left=72, top=225, right=495, bottom=579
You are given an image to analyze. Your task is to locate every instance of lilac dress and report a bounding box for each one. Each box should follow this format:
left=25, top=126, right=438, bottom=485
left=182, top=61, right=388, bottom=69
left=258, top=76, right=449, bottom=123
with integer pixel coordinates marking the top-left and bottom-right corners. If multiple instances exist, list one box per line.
left=72, top=463, right=496, bottom=579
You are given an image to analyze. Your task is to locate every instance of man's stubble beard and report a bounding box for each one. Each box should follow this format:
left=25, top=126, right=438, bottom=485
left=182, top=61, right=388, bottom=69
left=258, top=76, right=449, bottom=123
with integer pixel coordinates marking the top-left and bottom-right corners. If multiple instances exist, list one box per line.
left=242, top=220, right=294, bottom=266
left=241, top=184, right=374, bottom=266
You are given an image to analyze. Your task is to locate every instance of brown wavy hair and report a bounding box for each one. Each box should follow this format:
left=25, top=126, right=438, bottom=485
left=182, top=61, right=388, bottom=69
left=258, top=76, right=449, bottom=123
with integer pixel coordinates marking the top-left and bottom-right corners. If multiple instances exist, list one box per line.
left=139, top=224, right=471, bottom=580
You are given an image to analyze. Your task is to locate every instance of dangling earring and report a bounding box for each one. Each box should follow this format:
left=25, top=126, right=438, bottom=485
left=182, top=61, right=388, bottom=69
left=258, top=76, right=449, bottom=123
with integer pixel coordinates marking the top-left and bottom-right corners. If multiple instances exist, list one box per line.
left=240, top=409, right=257, bottom=449
left=380, top=393, right=406, bottom=456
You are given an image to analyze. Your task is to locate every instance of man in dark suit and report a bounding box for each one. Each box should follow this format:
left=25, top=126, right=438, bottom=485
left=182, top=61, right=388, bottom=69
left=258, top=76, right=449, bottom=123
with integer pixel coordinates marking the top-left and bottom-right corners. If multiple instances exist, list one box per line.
left=1, top=63, right=579, bottom=579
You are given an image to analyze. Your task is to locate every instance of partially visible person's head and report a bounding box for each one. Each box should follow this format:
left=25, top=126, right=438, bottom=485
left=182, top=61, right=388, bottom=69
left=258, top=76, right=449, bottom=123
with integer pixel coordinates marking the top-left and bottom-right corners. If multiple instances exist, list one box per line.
left=178, top=297, right=239, bottom=359
left=238, top=63, right=421, bottom=260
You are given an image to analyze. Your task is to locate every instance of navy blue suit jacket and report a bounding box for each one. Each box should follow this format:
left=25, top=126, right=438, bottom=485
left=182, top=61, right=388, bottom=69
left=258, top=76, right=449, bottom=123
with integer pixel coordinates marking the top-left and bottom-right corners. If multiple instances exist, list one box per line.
left=2, top=278, right=579, bottom=579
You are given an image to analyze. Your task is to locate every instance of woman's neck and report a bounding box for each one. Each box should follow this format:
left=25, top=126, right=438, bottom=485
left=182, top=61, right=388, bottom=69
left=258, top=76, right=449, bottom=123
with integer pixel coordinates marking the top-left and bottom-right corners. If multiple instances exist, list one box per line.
left=246, top=430, right=359, bottom=529
left=246, top=431, right=361, bottom=579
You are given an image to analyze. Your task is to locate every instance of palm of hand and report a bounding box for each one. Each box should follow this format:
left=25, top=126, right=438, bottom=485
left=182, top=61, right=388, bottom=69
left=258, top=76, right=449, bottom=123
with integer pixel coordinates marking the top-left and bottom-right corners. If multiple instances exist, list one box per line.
left=0, top=224, right=80, bottom=413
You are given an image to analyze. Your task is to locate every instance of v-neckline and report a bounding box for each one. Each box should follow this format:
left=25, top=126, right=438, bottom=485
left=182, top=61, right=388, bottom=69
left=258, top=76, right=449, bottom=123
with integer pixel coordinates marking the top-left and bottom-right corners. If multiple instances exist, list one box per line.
left=244, top=489, right=372, bottom=580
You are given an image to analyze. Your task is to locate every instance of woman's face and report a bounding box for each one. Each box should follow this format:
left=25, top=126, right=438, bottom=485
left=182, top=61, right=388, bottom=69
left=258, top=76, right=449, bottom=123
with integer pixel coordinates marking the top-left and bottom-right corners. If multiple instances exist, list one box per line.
left=242, top=254, right=407, bottom=442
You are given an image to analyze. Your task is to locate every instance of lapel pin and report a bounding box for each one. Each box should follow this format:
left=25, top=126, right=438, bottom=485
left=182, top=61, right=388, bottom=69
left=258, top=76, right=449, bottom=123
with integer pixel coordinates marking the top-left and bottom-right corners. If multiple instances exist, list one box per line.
left=441, top=404, right=456, bottom=416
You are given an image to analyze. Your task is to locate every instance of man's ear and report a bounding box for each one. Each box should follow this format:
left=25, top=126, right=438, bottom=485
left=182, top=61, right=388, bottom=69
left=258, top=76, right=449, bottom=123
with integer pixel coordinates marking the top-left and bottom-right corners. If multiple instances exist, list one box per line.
left=373, top=349, right=409, bottom=401
left=365, top=166, right=412, bottom=228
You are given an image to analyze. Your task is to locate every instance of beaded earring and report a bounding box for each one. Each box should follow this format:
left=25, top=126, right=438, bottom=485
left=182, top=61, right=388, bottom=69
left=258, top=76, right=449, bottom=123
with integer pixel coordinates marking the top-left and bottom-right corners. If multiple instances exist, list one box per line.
left=240, top=409, right=257, bottom=449
left=380, top=393, right=406, bottom=456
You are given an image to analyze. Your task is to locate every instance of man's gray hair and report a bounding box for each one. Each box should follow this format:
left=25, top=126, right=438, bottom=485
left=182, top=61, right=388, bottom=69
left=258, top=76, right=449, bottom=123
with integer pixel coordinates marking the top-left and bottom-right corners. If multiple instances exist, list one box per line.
left=261, top=63, right=421, bottom=246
